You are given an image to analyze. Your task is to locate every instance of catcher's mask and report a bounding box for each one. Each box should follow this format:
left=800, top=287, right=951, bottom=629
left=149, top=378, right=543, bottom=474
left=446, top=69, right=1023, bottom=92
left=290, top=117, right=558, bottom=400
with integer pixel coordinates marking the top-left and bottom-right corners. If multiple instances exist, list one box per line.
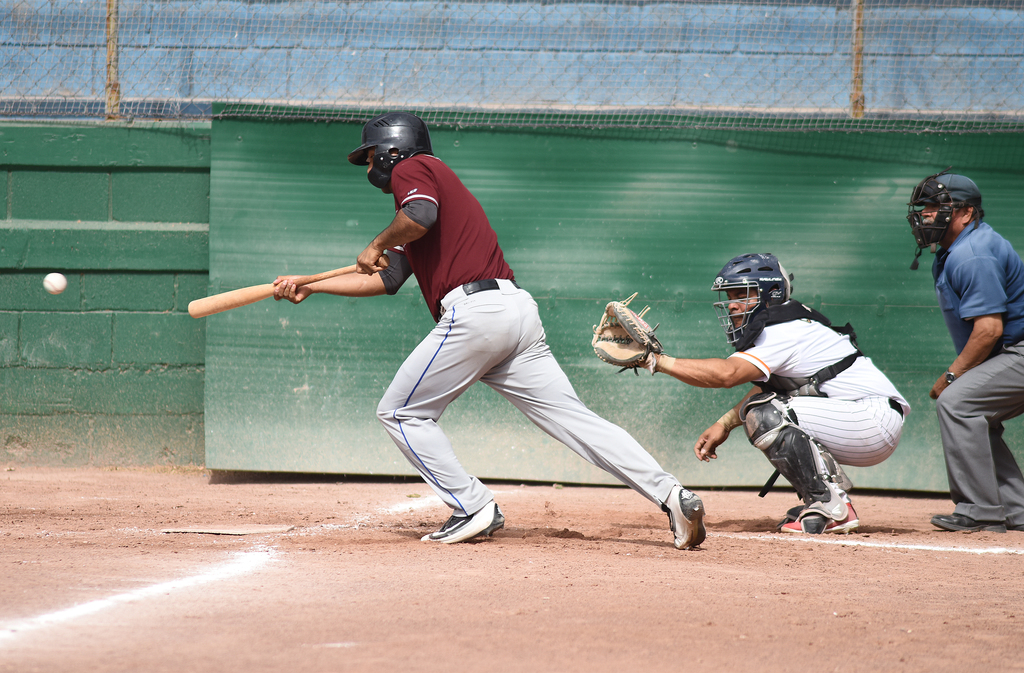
left=906, top=168, right=983, bottom=265
left=348, top=112, right=433, bottom=189
left=711, top=253, right=792, bottom=347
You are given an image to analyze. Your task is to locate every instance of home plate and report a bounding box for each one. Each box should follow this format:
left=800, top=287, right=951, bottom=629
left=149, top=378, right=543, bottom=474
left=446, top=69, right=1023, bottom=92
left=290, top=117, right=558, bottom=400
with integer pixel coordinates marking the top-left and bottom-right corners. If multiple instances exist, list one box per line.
left=161, top=524, right=295, bottom=535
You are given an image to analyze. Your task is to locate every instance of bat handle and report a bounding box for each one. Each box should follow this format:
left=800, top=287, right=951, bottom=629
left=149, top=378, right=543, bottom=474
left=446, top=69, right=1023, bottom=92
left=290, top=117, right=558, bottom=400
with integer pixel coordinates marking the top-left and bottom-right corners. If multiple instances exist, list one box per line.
left=289, top=252, right=390, bottom=287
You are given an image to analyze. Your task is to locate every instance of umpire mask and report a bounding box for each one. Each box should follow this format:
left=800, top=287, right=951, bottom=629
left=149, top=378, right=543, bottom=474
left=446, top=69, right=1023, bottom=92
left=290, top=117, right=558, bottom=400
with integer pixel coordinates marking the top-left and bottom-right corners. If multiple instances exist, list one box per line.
left=906, top=168, right=983, bottom=267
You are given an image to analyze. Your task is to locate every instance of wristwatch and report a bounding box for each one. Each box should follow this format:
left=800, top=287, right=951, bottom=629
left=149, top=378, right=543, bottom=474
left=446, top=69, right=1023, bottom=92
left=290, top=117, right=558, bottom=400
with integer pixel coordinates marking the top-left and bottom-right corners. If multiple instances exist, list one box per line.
left=944, top=371, right=957, bottom=384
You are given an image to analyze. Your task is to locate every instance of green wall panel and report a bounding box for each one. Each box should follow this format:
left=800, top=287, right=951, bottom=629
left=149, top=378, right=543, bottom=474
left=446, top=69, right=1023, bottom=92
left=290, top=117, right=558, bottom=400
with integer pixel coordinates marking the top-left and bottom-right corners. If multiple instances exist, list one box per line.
left=20, top=312, right=112, bottom=367
left=112, top=171, right=210, bottom=223
left=0, top=271, right=82, bottom=310
left=0, top=312, right=19, bottom=365
left=113, top=313, right=205, bottom=365
left=0, top=367, right=204, bottom=414
left=175, top=273, right=210, bottom=310
left=1, top=122, right=211, bottom=468
left=85, top=414, right=204, bottom=465
left=11, top=170, right=109, bottom=221
left=207, top=118, right=1024, bottom=490
left=0, top=221, right=209, bottom=271
left=0, top=123, right=211, bottom=168
left=0, top=413, right=204, bottom=466
left=83, top=273, right=176, bottom=311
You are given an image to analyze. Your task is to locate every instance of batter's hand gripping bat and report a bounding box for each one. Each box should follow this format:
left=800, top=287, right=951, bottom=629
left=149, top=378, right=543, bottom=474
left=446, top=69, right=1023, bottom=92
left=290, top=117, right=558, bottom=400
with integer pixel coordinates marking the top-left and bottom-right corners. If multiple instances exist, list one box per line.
left=187, top=253, right=389, bottom=319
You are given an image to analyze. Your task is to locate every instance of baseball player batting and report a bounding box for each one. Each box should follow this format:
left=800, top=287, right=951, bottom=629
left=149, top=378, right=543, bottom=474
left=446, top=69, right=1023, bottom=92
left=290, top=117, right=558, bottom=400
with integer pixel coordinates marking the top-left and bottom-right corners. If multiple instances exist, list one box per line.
left=273, top=112, right=705, bottom=549
left=594, top=253, right=909, bottom=534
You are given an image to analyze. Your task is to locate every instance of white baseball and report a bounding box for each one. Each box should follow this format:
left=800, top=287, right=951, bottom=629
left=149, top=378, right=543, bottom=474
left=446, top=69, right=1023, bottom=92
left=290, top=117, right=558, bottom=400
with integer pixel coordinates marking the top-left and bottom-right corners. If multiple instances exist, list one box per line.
left=43, top=273, right=67, bottom=295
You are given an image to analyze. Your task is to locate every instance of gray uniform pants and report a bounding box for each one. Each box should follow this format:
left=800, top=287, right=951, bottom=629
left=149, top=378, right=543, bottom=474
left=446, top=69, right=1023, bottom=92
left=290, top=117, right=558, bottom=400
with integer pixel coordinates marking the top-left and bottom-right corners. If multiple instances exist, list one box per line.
left=935, top=346, right=1024, bottom=526
left=377, top=279, right=680, bottom=517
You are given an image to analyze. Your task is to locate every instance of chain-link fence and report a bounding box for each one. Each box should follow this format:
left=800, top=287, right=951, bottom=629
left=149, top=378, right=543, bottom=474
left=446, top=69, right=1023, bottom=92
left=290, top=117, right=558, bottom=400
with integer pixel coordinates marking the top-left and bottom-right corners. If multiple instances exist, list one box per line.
left=2, top=0, right=1022, bottom=131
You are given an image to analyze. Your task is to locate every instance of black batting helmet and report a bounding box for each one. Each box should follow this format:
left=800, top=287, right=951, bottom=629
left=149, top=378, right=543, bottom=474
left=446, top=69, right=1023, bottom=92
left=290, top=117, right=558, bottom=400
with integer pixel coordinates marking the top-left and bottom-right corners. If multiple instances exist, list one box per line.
left=348, top=112, right=433, bottom=189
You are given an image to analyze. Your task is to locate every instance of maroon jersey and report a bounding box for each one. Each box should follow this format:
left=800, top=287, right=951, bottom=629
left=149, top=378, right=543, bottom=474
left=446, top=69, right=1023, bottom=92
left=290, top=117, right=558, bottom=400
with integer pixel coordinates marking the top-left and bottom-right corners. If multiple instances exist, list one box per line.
left=389, top=154, right=514, bottom=321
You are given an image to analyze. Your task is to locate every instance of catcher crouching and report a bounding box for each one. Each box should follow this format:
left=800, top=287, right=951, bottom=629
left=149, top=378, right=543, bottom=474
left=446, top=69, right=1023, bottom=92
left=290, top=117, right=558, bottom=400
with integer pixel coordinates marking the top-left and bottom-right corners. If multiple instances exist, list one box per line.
left=594, top=254, right=909, bottom=534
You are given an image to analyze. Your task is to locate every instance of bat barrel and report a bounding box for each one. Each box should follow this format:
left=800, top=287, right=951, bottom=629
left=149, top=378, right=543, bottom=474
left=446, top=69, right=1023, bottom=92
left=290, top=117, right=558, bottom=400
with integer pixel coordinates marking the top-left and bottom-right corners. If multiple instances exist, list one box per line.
left=187, top=283, right=276, bottom=318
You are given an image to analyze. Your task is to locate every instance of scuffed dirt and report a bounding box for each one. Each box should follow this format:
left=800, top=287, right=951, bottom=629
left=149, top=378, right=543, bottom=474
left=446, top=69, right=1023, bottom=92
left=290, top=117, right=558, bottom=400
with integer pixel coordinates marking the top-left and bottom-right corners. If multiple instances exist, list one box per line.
left=1, top=467, right=1022, bottom=673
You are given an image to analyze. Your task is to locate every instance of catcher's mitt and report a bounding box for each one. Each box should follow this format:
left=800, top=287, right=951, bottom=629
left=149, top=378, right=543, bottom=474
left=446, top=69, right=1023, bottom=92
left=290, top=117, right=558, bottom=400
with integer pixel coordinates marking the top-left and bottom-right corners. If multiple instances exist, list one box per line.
left=592, top=292, right=663, bottom=375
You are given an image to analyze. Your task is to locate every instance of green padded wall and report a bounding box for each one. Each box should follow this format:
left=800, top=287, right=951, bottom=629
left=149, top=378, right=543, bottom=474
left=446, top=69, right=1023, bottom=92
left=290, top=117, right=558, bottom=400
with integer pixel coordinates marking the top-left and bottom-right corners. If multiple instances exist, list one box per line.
left=1, top=122, right=210, bottom=467
left=207, top=118, right=1024, bottom=490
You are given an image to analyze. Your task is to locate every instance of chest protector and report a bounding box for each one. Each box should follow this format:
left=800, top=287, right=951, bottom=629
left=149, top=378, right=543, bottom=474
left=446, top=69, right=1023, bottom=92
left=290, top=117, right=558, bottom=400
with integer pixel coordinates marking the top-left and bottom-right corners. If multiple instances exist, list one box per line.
left=735, top=301, right=862, bottom=398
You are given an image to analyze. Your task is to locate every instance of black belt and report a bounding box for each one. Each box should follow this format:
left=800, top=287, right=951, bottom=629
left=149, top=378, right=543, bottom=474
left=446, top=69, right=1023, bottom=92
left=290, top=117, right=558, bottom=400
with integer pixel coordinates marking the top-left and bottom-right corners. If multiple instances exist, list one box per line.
left=462, top=278, right=520, bottom=295
left=889, top=398, right=904, bottom=417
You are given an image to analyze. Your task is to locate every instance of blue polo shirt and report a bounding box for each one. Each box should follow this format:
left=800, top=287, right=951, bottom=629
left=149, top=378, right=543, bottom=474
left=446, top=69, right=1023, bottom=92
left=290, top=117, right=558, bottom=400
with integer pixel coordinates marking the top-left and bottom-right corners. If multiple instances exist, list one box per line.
left=933, top=222, right=1024, bottom=354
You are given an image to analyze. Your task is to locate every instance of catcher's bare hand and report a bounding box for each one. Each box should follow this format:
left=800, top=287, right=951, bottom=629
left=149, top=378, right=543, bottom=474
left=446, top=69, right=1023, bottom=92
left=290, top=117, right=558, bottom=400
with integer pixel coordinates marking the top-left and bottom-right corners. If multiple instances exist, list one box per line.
left=273, top=276, right=313, bottom=304
left=694, top=423, right=729, bottom=462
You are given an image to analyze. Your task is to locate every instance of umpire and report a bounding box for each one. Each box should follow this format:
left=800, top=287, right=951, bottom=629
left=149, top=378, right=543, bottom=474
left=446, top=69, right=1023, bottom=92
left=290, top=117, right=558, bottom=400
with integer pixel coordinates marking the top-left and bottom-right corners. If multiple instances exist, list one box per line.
left=906, top=169, right=1024, bottom=533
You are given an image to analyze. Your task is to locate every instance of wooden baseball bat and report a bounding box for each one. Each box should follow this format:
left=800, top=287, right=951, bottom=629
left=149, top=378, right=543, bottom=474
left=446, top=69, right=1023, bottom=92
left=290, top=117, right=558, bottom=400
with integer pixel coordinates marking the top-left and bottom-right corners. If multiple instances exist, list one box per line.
left=188, top=254, right=389, bottom=319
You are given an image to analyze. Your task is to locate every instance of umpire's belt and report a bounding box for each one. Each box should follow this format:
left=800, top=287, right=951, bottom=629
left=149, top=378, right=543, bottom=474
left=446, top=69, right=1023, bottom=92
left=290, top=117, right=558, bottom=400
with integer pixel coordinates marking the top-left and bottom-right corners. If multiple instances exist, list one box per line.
left=440, top=278, right=521, bottom=316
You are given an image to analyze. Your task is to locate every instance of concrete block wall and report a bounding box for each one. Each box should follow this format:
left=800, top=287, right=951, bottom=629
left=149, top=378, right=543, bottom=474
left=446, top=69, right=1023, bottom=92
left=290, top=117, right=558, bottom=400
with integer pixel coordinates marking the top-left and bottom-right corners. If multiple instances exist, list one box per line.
left=0, top=122, right=211, bottom=466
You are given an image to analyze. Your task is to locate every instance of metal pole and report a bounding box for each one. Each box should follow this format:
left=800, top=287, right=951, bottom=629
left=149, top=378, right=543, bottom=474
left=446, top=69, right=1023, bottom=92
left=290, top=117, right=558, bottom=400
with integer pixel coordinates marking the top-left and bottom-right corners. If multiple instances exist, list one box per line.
left=105, top=0, right=120, bottom=119
left=850, top=0, right=865, bottom=119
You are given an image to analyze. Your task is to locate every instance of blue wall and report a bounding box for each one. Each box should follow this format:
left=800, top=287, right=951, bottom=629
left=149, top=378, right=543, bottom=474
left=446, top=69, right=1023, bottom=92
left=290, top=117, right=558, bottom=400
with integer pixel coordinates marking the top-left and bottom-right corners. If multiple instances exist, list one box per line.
left=2, top=1, right=1022, bottom=119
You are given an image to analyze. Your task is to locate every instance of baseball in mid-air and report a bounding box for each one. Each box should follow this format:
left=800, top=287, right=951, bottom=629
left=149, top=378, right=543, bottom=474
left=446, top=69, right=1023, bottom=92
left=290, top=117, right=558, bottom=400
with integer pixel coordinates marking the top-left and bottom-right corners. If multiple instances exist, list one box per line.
left=43, top=272, right=67, bottom=295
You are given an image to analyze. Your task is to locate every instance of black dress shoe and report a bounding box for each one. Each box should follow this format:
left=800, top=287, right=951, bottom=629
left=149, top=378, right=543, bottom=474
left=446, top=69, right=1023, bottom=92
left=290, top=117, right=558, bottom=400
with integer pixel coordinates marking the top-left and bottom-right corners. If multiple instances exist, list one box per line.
left=1008, top=523, right=1024, bottom=532
left=931, top=513, right=1006, bottom=533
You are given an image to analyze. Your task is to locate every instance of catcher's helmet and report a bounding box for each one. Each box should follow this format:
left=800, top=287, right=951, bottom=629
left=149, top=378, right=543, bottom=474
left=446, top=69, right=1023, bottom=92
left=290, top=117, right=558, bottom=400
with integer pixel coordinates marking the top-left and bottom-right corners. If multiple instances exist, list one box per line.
left=348, top=112, right=433, bottom=189
left=711, top=253, right=792, bottom=347
left=906, top=168, right=983, bottom=251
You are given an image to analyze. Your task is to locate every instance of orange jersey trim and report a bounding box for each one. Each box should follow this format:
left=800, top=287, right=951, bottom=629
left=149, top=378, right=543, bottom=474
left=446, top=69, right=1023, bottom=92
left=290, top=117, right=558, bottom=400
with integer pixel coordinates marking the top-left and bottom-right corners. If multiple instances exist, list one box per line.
left=733, top=351, right=771, bottom=375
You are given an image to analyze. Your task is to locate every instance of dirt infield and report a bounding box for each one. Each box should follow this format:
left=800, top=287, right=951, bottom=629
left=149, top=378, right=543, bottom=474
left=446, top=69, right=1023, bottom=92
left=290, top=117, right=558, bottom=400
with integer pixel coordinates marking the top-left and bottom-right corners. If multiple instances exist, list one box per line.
left=2, top=467, right=1023, bottom=673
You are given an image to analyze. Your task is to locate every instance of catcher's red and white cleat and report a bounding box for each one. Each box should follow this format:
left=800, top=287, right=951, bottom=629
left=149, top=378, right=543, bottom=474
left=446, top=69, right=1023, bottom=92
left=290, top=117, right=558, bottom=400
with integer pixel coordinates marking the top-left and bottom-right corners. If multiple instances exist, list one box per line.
left=780, top=503, right=859, bottom=535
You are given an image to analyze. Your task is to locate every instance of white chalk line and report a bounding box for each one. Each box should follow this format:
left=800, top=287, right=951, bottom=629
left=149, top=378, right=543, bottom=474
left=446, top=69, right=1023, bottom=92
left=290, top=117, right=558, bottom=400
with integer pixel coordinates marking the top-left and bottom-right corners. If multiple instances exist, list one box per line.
left=712, top=531, right=1024, bottom=555
left=0, top=549, right=275, bottom=645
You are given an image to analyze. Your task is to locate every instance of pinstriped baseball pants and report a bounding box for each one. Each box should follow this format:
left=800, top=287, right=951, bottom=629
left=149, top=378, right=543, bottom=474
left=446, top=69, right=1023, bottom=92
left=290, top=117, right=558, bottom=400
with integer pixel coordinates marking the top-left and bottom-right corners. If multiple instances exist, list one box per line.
left=376, top=280, right=681, bottom=517
left=786, top=396, right=904, bottom=468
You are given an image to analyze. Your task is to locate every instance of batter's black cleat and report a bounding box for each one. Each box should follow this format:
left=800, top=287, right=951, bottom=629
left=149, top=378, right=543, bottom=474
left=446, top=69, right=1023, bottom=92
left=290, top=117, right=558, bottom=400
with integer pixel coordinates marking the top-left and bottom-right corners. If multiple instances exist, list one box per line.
left=930, top=513, right=1006, bottom=533
left=422, top=501, right=505, bottom=544
left=663, top=484, right=706, bottom=549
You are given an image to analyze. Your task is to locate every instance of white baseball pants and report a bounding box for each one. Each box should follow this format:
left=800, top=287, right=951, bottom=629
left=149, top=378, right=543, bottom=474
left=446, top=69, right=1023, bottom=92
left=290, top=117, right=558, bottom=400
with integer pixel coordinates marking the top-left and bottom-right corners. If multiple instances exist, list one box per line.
left=377, top=280, right=681, bottom=517
left=786, top=396, right=904, bottom=468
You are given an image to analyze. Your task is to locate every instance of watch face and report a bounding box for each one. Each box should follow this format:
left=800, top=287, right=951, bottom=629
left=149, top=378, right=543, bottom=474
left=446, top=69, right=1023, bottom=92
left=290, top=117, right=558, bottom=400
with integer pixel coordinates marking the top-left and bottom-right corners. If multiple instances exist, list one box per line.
left=945, top=372, right=956, bottom=383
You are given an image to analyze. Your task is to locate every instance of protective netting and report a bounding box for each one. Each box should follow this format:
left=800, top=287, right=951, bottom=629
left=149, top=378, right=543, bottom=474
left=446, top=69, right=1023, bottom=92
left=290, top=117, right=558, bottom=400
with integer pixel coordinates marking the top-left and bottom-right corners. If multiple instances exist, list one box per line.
left=2, top=0, right=1022, bottom=131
